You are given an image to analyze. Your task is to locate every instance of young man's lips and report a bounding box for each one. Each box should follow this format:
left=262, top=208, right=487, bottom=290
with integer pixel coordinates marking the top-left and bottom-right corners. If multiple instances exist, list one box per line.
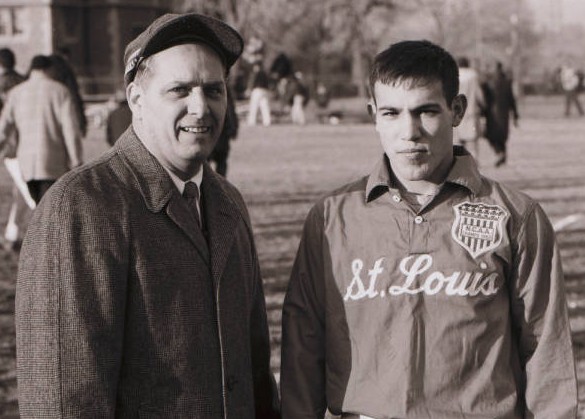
left=399, top=148, right=427, bottom=154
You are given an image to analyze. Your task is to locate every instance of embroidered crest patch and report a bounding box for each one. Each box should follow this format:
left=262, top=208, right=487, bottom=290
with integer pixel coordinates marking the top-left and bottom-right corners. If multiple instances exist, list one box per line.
left=451, top=202, right=508, bottom=258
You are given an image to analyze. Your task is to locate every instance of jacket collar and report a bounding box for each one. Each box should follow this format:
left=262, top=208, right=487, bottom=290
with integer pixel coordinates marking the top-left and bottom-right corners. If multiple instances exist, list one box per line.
left=365, top=146, right=483, bottom=202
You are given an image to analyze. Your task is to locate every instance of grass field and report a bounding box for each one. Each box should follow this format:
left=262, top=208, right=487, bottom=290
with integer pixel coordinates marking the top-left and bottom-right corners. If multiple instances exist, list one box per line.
left=0, top=95, right=584, bottom=417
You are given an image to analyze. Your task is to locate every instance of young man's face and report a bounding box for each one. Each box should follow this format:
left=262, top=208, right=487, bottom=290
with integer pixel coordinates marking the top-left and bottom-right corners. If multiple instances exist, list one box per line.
left=128, top=43, right=227, bottom=179
left=372, top=79, right=466, bottom=186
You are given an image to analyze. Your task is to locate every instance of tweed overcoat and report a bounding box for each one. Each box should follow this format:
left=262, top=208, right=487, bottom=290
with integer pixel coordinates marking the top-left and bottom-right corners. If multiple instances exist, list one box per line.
left=16, top=128, right=279, bottom=418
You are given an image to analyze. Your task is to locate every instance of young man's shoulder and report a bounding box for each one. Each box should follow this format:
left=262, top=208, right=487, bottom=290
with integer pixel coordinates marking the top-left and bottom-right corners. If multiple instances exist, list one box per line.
left=478, top=173, right=540, bottom=220
left=311, top=175, right=369, bottom=214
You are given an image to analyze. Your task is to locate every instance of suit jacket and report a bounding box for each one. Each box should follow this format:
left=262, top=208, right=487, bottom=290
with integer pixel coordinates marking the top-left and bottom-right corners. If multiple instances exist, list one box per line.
left=16, top=128, right=280, bottom=418
left=0, top=73, right=82, bottom=182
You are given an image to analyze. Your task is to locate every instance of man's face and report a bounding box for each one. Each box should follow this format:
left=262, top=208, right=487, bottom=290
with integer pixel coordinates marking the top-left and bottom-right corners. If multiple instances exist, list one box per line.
left=128, top=43, right=227, bottom=178
left=372, top=79, right=465, bottom=186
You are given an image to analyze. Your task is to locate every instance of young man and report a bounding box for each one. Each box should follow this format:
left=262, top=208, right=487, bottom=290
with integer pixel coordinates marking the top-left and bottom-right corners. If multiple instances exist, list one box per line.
left=16, top=13, right=279, bottom=418
left=281, top=40, right=576, bottom=419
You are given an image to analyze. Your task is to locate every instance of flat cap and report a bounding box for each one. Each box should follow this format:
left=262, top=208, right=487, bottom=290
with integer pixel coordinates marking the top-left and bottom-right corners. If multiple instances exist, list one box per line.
left=124, top=13, right=244, bottom=85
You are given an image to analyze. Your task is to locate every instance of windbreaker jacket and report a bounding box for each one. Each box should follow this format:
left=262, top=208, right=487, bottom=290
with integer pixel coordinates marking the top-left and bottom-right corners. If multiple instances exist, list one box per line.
left=16, top=128, right=280, bottom=418
left=281, top=148, right=577, bottom=419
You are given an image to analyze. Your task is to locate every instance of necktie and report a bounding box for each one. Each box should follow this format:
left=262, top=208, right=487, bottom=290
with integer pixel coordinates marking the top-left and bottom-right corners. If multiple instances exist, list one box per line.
left=182, top=181, right=202, bottom=228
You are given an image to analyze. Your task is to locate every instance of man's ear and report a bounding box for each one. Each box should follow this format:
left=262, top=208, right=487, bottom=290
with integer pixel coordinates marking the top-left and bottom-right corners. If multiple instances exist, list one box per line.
left=367, top=100, right=376, bottom=122
left=126, top=82, right=142, bottom=117
left=451, top=94, right=467, bottom=127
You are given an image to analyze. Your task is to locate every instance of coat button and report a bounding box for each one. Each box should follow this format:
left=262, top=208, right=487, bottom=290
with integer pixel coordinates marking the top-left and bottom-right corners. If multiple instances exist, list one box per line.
left=392, top=194, right=401, bottom=202
left=227, top=375, right=238, bottom=391
left=414, top=216, right=424, bottom=224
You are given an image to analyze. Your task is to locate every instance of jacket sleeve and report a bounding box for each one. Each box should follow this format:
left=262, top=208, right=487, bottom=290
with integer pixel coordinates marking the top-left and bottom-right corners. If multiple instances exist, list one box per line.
left=281, top=204, right=327, bottom=419
left=509, top=202, right=577, bottom=418
left=0, top=92, right=16, bottom=156
left=59, top=89, right=83, bottom=169
left=16, top=177, right=128, bottom=418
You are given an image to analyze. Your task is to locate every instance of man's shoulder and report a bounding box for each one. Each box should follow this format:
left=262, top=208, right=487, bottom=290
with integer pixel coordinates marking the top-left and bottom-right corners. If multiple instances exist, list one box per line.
left=45, top=148, right=130, bottom=207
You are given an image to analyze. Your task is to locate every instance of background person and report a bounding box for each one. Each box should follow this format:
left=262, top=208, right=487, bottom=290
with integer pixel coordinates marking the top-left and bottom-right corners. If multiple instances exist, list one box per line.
left=47, top=51, right=88, bottom=138
left=560, top=63, right=584, bottom=117
left=208, top=88, right=238, bottom=177
left=16, top=13, right=280, bottom=418
left=281, top=40, right=577, bottom=419
left=287, top=71, right=310, bottom=125
left=484, top=61, right=519, bottom=167
left=105, top=88, right=132, bottom=146
left=0, top=54, right=83, bottom=204
left=246, top=62, right=272, bottom=126
left=456, top=56, right=485, bottom=160
left=0, top=47, right=29, bottom=251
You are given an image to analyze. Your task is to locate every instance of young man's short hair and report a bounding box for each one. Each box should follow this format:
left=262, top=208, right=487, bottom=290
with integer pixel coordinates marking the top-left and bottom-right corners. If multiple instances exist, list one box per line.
left=369, top=40, right=459, bottom=105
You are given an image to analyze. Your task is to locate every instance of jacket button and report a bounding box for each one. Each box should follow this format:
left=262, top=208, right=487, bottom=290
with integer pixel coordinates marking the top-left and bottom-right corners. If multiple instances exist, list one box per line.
left=414, top=216, right=424, bottom=224
left=392, top=194, right=401, bottom=202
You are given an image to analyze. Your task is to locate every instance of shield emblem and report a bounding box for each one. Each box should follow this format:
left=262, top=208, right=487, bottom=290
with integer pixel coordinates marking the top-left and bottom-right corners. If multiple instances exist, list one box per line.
left=451, top=202, right=508, bottom=259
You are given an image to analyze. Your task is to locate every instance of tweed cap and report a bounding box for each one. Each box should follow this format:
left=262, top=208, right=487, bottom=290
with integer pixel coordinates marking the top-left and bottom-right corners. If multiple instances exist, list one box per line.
left=123, top=13, right=243, bottom=85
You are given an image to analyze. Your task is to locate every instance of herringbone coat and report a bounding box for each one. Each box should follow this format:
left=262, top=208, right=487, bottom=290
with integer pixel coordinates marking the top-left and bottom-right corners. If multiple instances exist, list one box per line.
left=16, top=128, right=279, bottom=418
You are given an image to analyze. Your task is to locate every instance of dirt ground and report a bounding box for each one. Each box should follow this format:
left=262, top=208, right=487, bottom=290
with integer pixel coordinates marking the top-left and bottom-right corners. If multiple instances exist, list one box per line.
left=0, top=95, right=584, bottom=417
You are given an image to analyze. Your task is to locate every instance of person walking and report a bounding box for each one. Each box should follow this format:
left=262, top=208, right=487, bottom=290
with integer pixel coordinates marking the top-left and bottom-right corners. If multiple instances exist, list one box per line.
left=0, top=48, right=28, bottom=250
left=560, top=63, right=584, bottom=117
left=209, top=88, right=238, bottom=176
left=484, top=62, right=519, bottom=167
left=281, top=40, right=577, bottom=419
left=456, top=56, right=485, bottom=160
left=47, top=51, right=88, bottom=138
left=246, top=62, right=272, bottom=126
left=16, top=13, right=280, bottom=418
left=288, top=71, right=310, bottom=125
left=0, top=55, right=83, bottom=204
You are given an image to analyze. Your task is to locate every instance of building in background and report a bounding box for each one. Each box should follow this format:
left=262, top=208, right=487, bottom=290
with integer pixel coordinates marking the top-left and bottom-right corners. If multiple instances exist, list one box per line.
left=0, top=0, right=168, bottom=97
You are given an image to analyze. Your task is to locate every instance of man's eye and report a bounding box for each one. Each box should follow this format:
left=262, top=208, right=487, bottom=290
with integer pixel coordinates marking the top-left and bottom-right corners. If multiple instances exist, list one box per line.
left=169, top=86, right=188, bottom=95
left=380, top=110, right=398, bottom=117
left=205, top=86, right=224, bottom=97
left=420, top=109, right=439, bottom=116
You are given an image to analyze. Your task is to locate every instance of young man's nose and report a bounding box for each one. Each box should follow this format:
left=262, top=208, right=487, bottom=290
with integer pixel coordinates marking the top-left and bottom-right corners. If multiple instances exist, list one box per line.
left=399, top=113, right=422, bottom=141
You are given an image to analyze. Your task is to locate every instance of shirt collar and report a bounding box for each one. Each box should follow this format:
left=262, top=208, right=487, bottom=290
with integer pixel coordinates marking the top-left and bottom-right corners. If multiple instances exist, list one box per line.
left=164, top=166, right=203, bottom=195
left=365, top=146, right=483, bottom=202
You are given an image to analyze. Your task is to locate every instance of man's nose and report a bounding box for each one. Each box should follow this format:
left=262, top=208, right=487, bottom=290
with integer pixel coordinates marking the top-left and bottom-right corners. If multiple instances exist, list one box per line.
left=187, top=88, right=207, bottom=116
left=400, top=113, right=422, bottom=141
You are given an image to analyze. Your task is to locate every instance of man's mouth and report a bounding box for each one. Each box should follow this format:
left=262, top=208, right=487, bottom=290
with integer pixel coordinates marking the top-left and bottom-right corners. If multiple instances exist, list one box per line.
left=399, top=148, right=427, bottom=154
left=180, top=126, right=210, bottom=134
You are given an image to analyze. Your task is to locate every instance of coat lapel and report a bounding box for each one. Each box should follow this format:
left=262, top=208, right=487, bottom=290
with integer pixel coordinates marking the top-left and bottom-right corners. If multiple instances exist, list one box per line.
left=115, top=128, right=210, bottom=265
left=201, top=165, right=240, bottom=287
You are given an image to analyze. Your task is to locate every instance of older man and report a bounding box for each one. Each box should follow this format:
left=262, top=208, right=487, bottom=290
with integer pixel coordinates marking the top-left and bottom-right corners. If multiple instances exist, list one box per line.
left=17, top=13, right=280, bottom=418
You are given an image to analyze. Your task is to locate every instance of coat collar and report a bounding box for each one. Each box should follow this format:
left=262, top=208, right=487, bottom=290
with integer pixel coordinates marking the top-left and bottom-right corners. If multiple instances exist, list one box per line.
left=115, top=128, right=241, bottom=280
left=115, top=127, right=175, bottom=213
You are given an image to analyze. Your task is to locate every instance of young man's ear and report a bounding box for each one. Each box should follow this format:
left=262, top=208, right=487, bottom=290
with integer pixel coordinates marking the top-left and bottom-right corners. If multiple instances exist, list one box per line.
left=451, top=94, right=467, bottom=127
left=367, top=101, right=376, bottom=122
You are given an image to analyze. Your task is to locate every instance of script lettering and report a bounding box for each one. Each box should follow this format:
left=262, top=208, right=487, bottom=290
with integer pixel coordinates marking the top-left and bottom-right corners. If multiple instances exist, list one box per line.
left=344, top=258, right=385, bottom=301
